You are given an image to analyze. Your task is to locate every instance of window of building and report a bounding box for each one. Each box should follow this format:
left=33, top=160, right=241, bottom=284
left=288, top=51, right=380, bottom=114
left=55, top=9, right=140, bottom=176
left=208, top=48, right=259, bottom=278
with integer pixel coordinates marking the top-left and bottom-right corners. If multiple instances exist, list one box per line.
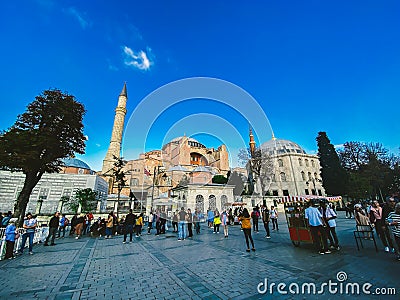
left=298, top=158, right=302, bottom=166
left=278, top=159, right=283, bottom=167
left=272, top=190, right=279, bottom=196
left=195, top=195, right=204, bottom=213
left=305, top=189, right=309, bottom=195
left=130, top=178, right=139, bottom=186
left=301, top=171, right=306, bottom=181
left=39, top=188, right=50, bottom=201
left=283, top=190, right=289, bottom=196
left=280, top=172, right=286, bottom=182
left=314, top=173, right=318, bottom=180
left=305, top=159, right=309, bottom=167
left=62, top=188, right=72, bottom=200
left=209, top=195, right=216, bottom=210
left=318, top=189, right=322, bottom=196
left=311, top=160, right=315, bottom=167
left=308, top=172, right=312, bottom=181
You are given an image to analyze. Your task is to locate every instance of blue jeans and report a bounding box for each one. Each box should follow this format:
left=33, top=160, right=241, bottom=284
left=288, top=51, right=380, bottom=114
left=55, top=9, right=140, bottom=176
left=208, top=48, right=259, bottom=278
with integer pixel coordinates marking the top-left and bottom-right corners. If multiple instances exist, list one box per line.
left=19, top=231, right=34, bottom=253
left=105, top=227, right=113, bottom=237
left=178, top=221, right=187, bottom=239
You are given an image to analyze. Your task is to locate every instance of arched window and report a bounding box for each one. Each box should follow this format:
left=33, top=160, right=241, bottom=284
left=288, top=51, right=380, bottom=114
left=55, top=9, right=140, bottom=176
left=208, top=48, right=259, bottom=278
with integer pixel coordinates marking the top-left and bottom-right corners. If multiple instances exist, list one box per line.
left=278, top=159, right=283, bottom=167
left=314, top=173, right=318, bottom=180
left=298, top=158, right=303, bottom=166
left=280, top=172, right=286, bottom=182
left=130, top=178, right=139, bottom=186
left=209, top=195, right=216, bottom=210
left=311, top=160, right=315, bottom=167
left=305, top=159, right=309, bottom=167
left=308, top=172, right=312, bottom=181
left=221, top=195, right=228, bottom=209
left=301, top=171, right=306, bottom=181
left=195, top=195, right=204, bottom=213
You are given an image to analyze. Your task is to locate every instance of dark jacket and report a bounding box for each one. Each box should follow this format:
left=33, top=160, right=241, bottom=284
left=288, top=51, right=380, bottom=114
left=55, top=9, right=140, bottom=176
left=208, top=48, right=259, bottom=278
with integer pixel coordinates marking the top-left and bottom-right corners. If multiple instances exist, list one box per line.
left=125, top=213, right=136, bottom=226
left=49, top=216, right=60, bottom=228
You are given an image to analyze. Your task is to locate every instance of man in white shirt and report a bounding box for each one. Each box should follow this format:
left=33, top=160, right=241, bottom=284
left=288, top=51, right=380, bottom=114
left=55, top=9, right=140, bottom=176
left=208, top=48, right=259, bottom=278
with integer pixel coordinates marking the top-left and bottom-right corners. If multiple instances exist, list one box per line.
left=305, top=200, right=330, bottom=255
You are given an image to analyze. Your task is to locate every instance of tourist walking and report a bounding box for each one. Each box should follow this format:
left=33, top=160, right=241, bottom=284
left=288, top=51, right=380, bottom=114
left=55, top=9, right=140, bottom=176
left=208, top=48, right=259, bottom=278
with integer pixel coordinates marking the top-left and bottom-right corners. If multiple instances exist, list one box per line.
left=213, top=209, right=221, bottom=233
left=172, top=211, right=178, bottom=233
left=105, top=212, right=114, bottom=239
left=193, top=209, right=201, bottom=234
left=187, top=208, right=193, bottom=238
left=370, top=200, right=394, bottom=252
left=58, top=214, right=68, bottom=238
left=387, top=202, right=400, bottom=261
left=136, top=213, right=143, bottom=237
left=251, top=207, right=260, bottom=232
left=178, top=207, right=187, bottom=241
left=18, top=212, right=37, bottom=255
left=123, top=209, right=135, bottom=243
left=74, top=213, right=85, bottom=239
left=262, top=206, right=271, bottom=238
left=305, top=200, right=330, bottom=255
left=320, top=201, right=340, bottom=250
left=207, top=209, right=214, bottom=228
left=5, top=219, right=18, bottom=259
left=221, top=210, right=229, bottom=238
left=44, top=211, right=60, bottom=246
left=239, top=208, right=255, bottom=252
left=147, top=211, right=154, bottom=234
left=270, top=206, right=279, bottom=231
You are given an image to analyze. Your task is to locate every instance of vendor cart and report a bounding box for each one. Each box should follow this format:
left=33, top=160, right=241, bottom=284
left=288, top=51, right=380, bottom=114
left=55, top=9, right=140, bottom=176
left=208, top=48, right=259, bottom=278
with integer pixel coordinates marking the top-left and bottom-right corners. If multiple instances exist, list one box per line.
left=277, top=195, right=342, bottom=247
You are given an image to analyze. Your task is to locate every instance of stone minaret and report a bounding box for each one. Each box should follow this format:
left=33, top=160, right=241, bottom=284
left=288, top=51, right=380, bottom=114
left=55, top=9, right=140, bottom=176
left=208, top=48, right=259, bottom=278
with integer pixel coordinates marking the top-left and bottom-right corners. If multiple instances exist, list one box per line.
left=101, top=83, right=127, bottom=175
left=249, top=127, right=256, bottom=157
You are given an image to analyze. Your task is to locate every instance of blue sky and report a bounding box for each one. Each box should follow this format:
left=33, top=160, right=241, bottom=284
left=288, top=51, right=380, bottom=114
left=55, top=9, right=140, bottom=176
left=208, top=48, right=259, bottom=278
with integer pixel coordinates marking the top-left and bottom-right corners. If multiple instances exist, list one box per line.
left=1, top=1, right=400, bottom=171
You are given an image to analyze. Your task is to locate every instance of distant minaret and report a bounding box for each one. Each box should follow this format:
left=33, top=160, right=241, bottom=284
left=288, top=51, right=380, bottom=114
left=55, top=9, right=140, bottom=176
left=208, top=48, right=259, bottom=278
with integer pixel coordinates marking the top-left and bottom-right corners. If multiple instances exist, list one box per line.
left=102, top=83, right=128, bottom=175
left=249, top=126, right=256, bottom=157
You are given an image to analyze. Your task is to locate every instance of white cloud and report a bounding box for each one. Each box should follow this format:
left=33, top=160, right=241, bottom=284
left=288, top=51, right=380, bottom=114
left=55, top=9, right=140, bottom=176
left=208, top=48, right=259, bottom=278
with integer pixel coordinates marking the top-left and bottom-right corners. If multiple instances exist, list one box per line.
left=123, top=46, right=153, bottom=71
left=67, top=7, right=90, bottom=29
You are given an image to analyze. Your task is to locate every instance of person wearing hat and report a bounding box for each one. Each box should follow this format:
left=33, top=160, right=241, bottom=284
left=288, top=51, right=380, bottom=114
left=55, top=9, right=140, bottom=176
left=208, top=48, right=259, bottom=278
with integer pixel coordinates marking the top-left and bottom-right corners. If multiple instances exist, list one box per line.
left=18, top=212, right=37, bottom=255
left=5, top=218, right=19, bottom=259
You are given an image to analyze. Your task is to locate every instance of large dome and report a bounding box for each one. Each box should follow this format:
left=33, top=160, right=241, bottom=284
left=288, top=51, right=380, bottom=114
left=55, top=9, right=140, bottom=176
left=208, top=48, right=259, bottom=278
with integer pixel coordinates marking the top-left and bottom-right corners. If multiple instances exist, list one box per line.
left=260, top=138, right=306, bottom=155
left=62, top=158, right=92, bottom=170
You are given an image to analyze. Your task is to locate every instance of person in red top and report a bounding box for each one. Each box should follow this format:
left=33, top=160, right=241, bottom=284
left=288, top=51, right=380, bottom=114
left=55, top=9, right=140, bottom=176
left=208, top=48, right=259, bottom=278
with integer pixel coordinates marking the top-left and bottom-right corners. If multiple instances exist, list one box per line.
left=239, top=208, right=255, bottom=252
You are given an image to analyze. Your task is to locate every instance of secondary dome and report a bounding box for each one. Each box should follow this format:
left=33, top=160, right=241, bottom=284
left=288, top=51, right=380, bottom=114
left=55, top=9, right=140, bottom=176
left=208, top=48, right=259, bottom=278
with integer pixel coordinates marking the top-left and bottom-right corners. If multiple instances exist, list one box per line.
left=62, top=158, right=92, bottom=170
left=260, top=138, right=306, bottom=155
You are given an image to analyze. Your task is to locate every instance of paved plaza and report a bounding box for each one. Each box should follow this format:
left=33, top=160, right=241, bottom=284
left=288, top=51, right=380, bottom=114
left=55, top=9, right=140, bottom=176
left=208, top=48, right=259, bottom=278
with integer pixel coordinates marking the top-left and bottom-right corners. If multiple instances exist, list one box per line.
left=0, top=212, right=398, bottom=299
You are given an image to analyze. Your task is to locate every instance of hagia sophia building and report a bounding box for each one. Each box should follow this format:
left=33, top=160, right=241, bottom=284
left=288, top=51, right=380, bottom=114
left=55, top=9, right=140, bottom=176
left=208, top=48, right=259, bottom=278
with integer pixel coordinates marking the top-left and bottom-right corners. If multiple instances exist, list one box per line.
left=0, top=83, right=325, bottom=216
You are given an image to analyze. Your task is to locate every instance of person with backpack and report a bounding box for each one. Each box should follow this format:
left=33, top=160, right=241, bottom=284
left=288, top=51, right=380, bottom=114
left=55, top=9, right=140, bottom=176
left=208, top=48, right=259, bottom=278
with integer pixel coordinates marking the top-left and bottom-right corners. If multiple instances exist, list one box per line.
left=239, top=208, right=256, bottom=252
left=251, top=207, right=260, bottom=232
left=5, top=219, right=18, bottom=259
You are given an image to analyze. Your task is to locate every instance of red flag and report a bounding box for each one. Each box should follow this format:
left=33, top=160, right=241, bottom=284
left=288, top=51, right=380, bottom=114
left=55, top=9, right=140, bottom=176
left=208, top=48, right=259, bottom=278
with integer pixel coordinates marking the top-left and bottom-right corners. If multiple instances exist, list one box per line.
left=144, top=168, right=151, bottom=176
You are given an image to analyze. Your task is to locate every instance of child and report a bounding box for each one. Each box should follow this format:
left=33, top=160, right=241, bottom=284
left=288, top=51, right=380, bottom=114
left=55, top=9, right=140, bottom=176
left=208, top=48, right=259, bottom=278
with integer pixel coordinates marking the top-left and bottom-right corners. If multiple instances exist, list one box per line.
left=5, top=219, right=18, bottom=259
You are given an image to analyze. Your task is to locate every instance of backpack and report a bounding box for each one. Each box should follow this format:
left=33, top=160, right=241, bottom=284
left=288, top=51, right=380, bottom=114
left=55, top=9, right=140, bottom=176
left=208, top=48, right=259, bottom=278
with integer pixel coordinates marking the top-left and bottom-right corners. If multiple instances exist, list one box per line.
left=2, top=216, right=10, bottom=227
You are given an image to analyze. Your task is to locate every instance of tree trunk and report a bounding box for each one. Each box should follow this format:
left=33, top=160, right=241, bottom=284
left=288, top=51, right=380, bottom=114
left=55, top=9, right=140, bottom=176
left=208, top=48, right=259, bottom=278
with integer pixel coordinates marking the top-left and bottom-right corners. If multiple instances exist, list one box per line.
left=14, top=171, right=43, bottom=227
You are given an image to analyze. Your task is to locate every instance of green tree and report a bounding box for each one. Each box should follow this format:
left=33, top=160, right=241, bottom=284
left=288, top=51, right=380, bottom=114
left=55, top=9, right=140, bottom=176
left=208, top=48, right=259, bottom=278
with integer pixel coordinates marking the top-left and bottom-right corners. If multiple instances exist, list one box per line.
left=0, top=89, right=86, bottom=226
left=316, top=132, right=348, bottom=196
left=212, top=175, right=228, bottom=184
left=111, top=155, right=127, bottom=213
left=66, top=188, right=98, bottom=213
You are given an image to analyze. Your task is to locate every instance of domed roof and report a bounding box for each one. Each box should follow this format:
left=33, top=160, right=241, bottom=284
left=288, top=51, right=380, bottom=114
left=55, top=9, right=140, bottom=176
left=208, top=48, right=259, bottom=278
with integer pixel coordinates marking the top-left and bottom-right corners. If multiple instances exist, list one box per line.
left=62, top=158, right=92, bottom=170
left=260, top=138, right=306, bottom=155
left=191, top=166, right=217, bottom=174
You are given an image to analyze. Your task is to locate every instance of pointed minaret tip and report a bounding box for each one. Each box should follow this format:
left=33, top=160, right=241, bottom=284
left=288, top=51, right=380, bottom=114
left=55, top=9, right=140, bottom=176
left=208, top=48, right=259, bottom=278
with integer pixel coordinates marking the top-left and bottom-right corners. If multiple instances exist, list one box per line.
left=120, top=82, right=127, bottom=97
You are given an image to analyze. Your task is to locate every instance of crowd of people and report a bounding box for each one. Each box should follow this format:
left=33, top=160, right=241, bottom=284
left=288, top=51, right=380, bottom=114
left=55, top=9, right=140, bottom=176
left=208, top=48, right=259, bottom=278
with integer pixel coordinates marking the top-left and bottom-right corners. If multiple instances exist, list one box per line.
left=4, top=196, right=400, bottom=261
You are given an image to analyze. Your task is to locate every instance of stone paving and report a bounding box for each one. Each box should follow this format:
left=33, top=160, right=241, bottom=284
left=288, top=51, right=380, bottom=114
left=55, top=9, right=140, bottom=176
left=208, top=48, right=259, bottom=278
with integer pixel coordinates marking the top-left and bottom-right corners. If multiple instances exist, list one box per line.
left=0, top=212, right=399, bottom=299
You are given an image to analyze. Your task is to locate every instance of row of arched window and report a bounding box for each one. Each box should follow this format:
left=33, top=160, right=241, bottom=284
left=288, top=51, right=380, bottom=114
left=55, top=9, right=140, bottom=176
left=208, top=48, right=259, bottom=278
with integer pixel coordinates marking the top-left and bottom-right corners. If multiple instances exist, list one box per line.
left=277, top=158, right=316, bottom=168
left=194, top=194, right=228, bottom=213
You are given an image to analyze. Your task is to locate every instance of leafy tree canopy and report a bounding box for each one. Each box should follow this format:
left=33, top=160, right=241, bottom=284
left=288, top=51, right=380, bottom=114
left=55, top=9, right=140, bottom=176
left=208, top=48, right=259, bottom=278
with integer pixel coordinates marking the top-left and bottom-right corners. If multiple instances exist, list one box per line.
left=0, top=89, right=86, bottom=224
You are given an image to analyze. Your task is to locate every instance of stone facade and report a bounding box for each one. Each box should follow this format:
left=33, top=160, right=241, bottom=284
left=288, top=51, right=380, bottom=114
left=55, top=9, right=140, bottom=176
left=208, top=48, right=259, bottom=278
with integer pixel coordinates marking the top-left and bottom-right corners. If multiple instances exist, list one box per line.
left=0, top=171, right=108, bottom=215
left=172, top=184, right=235, bottom=214
left=248, top=137, right=325, bottom=198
